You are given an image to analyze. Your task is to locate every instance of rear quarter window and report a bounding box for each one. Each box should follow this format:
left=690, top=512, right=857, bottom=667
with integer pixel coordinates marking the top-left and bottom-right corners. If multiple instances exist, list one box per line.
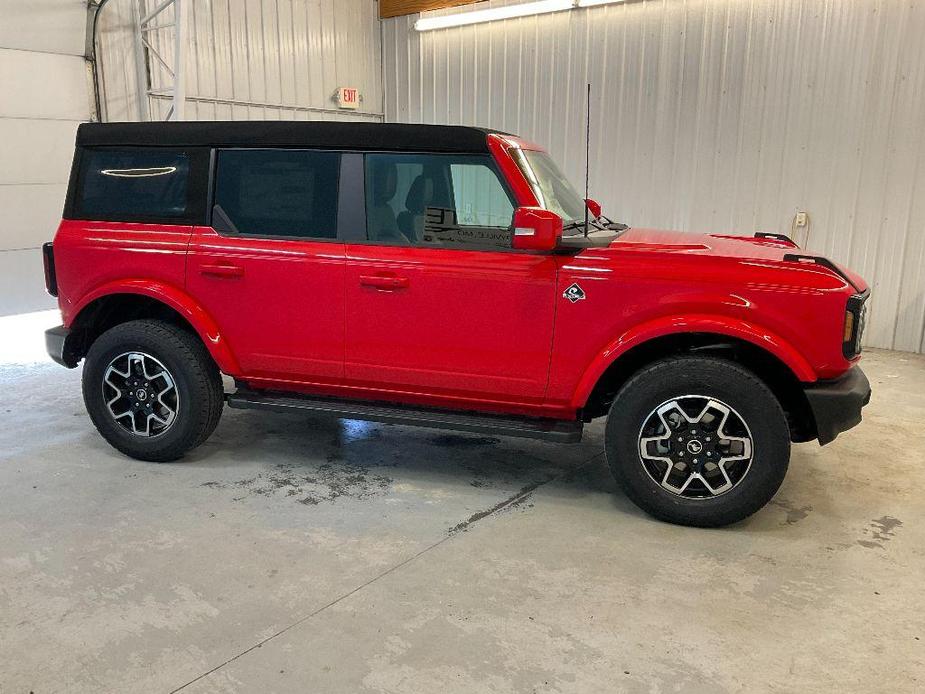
left=212, top=149, right=341, bottom=239
left=70, top=148, right=207, bottom=224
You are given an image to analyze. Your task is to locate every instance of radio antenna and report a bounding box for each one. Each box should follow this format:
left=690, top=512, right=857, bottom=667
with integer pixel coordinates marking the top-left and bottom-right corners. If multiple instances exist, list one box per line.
left=584, top=82, right=591, bottom=238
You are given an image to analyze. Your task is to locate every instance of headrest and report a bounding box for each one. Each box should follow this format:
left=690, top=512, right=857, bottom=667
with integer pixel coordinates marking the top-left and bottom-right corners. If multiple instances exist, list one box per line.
left=404, top=175, right=435, bottom=215
left=370, top=162, right=397, bottom=205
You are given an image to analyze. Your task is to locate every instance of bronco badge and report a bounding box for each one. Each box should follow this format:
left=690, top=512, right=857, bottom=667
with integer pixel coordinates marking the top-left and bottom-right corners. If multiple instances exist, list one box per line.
left=563, top=283, right=586, bottom=303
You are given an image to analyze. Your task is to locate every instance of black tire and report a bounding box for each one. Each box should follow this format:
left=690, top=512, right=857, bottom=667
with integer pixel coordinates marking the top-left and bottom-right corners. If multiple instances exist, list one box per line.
left=82, top=320, right=224, bottom=462
left=605, top=356, right=790, bottom=527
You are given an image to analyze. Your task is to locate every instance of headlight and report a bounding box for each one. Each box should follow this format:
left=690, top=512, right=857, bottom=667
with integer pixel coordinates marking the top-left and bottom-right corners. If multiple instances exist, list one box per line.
left=843, top=292, right=868, bottom=359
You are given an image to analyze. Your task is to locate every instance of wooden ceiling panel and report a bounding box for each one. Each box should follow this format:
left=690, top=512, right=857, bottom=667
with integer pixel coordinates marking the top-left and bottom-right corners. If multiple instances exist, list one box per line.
left=379, top=0, right=482, bottom=20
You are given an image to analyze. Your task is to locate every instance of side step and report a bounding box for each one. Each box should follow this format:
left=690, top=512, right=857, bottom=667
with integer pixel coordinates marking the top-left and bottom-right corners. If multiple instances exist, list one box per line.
left=226, top=390, right=583, bottom=443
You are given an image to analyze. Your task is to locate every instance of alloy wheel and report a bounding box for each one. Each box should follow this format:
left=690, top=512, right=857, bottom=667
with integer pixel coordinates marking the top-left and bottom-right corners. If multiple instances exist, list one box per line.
left=637, top=395, right=753, bottom=498
left=101, top=352, right=179, bottom=437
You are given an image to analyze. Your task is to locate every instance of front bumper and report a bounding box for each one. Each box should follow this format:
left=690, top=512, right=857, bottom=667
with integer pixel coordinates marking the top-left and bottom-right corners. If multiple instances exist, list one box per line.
left=45, top=325, right=79, bottom=368
left=804, top=366, right=871, bottom=445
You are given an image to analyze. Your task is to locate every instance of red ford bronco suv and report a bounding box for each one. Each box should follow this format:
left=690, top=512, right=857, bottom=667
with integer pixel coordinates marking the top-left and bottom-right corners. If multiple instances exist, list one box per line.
left=43, top=122, right=870, bottom=527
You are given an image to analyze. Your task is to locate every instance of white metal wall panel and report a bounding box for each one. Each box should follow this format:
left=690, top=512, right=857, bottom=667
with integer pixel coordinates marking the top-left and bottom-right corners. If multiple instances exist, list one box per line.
left=0, top=0, right=86, bottom=56
left=0, top=48, right=89, bottom=121
left=0, top=3, right=90, bottom=315
left=0, top=119, right=80, bottom=186
left=383, top=0, right=925, bottom=353
left=97, top=0, right=384, bottom=124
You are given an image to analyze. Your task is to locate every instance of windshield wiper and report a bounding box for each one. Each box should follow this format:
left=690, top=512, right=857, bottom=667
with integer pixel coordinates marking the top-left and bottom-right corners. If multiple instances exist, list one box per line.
left=562, top=219, right=606, bottom=234
left=597, top=215, right=629, bottom=231
left=562, top=219, right=611, bottom=235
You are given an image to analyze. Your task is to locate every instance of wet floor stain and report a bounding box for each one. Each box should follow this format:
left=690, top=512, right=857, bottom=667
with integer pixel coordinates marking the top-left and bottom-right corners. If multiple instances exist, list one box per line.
left=200, top=461, right=392, bottom=506
left=770, top=499, right=813, bottom=525
left=857, top=516, right=903, bottom=549
left=457, top=449, right=566, bottom=487
left=445, top=455, right=602, bottom=535
left=447, top=478, right=549, bottom=535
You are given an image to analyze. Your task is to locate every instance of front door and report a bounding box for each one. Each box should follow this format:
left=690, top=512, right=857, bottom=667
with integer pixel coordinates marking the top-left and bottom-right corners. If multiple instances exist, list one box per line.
left=187, top=148, right=345, bottom=382
left=345, top=152, right=557, bottom=402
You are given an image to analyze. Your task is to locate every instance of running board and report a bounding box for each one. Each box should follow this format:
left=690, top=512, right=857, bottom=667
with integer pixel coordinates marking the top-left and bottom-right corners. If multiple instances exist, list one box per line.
left=226, top=390, right=583, bottom=443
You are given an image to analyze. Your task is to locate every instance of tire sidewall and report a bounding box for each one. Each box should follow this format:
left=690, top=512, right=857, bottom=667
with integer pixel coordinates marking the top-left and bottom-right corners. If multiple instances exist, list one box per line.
left=605, top=358, right=790, bottom=526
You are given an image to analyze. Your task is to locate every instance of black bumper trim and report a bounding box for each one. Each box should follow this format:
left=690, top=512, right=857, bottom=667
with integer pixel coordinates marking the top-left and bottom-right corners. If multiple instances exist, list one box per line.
left=45, top=325, right=79, bottom=368
left=804, top=366, right=871, bottom=445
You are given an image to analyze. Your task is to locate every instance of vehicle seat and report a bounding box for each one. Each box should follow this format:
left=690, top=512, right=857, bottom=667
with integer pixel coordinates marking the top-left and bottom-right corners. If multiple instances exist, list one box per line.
left=367, top=162, right=409, bottom=244
left=397, top=175, right=435, bottom=243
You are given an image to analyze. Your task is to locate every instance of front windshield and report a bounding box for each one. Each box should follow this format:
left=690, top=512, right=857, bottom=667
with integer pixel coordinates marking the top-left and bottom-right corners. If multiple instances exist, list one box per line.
left=512, top=148, right=588, bottom=226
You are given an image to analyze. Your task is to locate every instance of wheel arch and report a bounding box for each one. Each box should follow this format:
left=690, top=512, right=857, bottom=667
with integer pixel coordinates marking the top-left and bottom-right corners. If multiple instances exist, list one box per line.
left=66, top=284, right=240, bottom=375
left=577, top=324, right=818, bottom=443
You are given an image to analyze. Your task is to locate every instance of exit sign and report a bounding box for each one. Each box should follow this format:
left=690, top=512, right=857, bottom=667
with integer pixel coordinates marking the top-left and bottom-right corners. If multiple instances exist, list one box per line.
left=336, top=87, right=360, bottom=109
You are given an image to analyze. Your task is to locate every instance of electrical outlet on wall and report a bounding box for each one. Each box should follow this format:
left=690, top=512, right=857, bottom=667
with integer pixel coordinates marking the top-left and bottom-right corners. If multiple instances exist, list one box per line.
left=794, top=211, right=808, bottom=228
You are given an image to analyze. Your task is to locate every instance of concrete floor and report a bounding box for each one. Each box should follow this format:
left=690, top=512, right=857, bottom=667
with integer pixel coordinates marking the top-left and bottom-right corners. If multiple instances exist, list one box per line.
left=0, top=324, right=923, bottom=692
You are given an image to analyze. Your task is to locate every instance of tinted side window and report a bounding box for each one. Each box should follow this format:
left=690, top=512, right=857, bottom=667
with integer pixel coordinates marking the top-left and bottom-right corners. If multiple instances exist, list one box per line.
left=450, top=163, right=516, bottom=229
left=214, top=149, right=340, bottom=239
left=364, top=153, right=515, bottom=250
left=74, top=148, right=198, bottom=223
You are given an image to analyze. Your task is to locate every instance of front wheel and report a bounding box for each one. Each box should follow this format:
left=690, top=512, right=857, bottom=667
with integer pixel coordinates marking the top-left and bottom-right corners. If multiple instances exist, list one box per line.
left=605, top=356, right=790, bottom=527
left=82, top=320, right=224, bottom=462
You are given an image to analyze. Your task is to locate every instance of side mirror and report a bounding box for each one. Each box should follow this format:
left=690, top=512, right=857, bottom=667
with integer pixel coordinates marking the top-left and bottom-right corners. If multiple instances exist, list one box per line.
left=585, top=198, right=602, bottom=219
left=511, top=207, right=562, bottom=251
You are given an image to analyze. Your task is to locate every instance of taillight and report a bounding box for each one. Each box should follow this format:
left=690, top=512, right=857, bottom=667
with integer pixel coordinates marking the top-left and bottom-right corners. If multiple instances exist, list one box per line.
left=42, top=242, right=58, bottom=297
left=843, top=292, right=868, bottom=359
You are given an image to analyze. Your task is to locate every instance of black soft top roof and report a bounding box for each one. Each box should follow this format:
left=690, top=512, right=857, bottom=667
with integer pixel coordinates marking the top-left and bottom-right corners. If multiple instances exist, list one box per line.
left=76, top=121, right=502, bottom=154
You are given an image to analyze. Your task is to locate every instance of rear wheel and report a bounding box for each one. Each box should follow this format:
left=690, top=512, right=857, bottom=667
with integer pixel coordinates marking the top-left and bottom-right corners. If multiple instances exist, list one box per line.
left=605, top=356, right=790, bottom=527
left=82, top=320, right=224, bottom=462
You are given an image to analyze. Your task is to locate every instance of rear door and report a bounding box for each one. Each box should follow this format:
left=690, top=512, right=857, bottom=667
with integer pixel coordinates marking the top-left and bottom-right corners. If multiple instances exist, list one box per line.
left=344, top=152, right=558, bottom=402
left=187, top=148, right=346, bottom=382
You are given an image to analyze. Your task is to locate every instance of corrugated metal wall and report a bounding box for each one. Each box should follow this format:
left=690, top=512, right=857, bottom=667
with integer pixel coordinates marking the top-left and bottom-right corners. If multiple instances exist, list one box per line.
left=97, top=0, right=383, bottom=123
left=383, top=0, right=925, bottom=354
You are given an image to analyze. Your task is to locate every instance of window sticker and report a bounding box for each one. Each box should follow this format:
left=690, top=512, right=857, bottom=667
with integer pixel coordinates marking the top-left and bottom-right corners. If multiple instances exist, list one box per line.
left=423, top=207, right=512, bottom=249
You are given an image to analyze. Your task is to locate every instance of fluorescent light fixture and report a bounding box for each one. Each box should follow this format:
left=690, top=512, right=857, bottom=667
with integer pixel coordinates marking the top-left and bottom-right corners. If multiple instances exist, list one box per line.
left=576, top=0, right=628, bottom=6
left=415, top=0, right=575, bottom=32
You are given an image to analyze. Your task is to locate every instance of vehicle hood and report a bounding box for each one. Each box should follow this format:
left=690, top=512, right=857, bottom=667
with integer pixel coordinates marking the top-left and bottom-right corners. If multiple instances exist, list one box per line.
left=609, top=227, right=867, bottom=291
